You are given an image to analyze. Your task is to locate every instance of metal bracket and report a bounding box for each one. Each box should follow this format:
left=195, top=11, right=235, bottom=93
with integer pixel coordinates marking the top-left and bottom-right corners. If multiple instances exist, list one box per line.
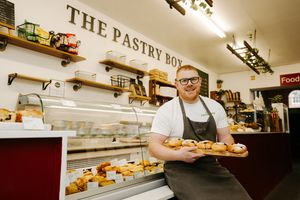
left=61, top=57, right=71, bottom=67
left=73, top=81, right=82, bottom=91
left=114, top=91, right=122, bottom=98
left=0, top=37, right=8, bottom=51
left=129, top=97, right=148, bottom=106
left=137, top=72, right=144, bottom=80
left=8, top=73, right=17, bottom=85
left=165, top=0, right=185, bottom=15
left=129, top=98, right=134, bottom=104
left=105, top=65, right=113, bottom=72
left=42, top=80, right=52, bottom=90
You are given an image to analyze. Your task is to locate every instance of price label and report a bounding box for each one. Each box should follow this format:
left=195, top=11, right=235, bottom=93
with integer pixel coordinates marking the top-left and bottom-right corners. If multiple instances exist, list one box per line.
left=134, top=171, right=144, bottom=178
left=144, top=170, right=152, bottom=176
left=87, top=182, right=98, bottom=190
left=106, top=171, right=117, bottom=180
left=22, top=117, right=44, bottom=130
left=110, top=159, right=118, bottom=167
left=114, top=174, right=124, bottom=183
left=118, top=159, right=127, bottom=166
left=124, top=176, right=134, bottom=181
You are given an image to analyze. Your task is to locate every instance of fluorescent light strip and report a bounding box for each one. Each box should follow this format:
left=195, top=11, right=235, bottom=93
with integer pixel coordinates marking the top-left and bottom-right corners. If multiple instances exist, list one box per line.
left=179, top=1, right=226, bottom=38
left=46, top=105, right=156, bottom=117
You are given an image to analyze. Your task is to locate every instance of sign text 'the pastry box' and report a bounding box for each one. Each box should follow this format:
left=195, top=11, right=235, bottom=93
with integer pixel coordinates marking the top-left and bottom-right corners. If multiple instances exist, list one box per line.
left=66, top=4, right=182, bottom=68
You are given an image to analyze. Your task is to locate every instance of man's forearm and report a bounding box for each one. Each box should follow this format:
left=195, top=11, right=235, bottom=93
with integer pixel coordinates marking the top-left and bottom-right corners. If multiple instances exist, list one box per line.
left=148, top=142, right=181, bottom=161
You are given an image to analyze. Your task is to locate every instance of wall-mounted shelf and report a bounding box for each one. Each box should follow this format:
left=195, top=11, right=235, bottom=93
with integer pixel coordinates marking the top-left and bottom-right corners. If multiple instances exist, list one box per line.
left=99, top=59, right=149, bottom=78
left=8, top=73, right=51, bottom=90
left=0, top=32, right=86, bottom=66
left=128, top=94, right=151, bottom=105
left=66, top=77, right=129, bottom=98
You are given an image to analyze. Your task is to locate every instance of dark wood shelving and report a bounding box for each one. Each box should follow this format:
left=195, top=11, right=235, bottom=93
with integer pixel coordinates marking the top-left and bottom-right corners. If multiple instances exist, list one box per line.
left=149, top=78, right=176, bottom=106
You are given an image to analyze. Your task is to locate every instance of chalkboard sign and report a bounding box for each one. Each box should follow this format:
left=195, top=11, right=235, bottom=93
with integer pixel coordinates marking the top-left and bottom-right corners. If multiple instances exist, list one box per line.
left=197, top=69, right=209, bottom=97
left=0, top=0, right=15, bottom=29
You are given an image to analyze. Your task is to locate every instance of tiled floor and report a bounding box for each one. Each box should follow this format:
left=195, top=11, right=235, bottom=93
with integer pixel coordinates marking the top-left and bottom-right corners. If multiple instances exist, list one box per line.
left=264, top=160, right=300, bottom=200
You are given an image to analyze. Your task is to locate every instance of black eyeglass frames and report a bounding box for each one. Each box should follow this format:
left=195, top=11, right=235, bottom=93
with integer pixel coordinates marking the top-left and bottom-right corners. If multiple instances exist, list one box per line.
left=176, top=76, right=201, bottom=85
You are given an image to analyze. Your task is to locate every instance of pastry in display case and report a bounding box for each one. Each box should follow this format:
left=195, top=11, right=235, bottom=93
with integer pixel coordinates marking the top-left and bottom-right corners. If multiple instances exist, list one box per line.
left=16, top=94, right=165, bottom=199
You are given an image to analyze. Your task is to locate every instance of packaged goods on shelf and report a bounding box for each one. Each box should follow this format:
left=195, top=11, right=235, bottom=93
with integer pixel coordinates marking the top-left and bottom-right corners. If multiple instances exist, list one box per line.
left=149, top=68, right=168, bottom=81
left=51, top=33, right=81, bottom=55
left=75, top=70, right=96, bottom=81
left=17, top=20, right=54, bottom=46
left=129, top=59, right=148, bottom=71
left=106, top=50, right=126, bottom=63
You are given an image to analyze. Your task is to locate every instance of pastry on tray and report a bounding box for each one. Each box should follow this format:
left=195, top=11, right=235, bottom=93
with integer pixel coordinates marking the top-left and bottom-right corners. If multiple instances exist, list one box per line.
left=163, top=138, right=248, bottom=157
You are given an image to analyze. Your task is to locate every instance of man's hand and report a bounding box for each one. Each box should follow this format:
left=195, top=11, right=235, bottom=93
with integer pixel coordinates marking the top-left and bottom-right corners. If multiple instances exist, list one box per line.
left=177, top=146, right=205, bottom=163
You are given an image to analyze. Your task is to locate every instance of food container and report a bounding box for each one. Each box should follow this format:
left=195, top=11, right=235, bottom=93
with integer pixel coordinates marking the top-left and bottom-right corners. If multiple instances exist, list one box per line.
left=129, top=59, right=148, bottom=71
left=105, top=50, right=126, bottom=63
left=52, top=120, right=66, bottom=130
left=75, top=70, right=96, bottom=81
left=110, top=75, right=130, bottom=88
left=76, top=121, right=94, bottom=136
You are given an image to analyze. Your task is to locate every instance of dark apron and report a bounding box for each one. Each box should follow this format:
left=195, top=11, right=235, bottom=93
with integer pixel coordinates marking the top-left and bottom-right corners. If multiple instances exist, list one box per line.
left=164, top=97, right=251, bottom=200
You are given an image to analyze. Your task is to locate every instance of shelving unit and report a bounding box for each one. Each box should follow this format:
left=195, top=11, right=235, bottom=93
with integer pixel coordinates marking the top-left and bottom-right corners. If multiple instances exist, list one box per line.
left=149, top=78, right=176, bottom=106
left=7, top=73, right=52, bottom=90
left=0, top=32, right=86, bottom=66
left=100, top=59, right=152, bottom=103
left=99, top=59, right=149, bottom=78
left=66, top=77, right=129, bottom=97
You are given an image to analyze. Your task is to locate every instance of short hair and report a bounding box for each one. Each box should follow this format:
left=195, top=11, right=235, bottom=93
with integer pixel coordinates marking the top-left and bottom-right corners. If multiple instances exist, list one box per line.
left=176, top=65, right=198, bottom=76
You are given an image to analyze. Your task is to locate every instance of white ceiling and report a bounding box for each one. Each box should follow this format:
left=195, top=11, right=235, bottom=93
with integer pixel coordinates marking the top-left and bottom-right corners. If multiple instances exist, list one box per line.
left=78, top=0, right=300, bottom=74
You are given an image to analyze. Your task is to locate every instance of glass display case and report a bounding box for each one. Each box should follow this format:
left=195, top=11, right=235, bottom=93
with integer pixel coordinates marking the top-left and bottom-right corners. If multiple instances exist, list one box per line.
left=17, top=94, right=165, bottom=199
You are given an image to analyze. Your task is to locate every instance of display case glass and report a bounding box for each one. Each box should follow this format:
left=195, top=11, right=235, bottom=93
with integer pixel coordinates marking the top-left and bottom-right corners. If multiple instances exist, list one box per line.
left=17, top=94, right=164, bottom=198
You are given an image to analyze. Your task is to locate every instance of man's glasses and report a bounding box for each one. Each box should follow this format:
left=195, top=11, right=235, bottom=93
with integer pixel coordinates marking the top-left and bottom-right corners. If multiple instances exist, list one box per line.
left=177, top=76, right=200, bottom=85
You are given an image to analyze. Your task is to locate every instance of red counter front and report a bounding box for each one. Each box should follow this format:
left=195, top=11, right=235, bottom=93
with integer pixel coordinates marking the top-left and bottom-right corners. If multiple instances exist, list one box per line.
left=0, top=131, right=75, bottom=200
left=220, top=132, right=292, bottom=200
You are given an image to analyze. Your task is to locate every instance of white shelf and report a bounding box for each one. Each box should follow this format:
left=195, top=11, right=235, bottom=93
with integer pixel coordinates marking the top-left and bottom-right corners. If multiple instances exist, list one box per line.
left=0, top=130, right=76, bottom=138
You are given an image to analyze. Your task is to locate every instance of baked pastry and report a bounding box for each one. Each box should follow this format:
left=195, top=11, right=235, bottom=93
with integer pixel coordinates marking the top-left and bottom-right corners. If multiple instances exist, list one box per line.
left=121, top=170, right=134, bottom=176
left=0, top=108, right=16, bottom=122
left=211, top=142, right=227, bottom=152
left=96, top=162, right=111, bottom=173
left=16, top=109, right=43, bottom=122
left=197, top=140, right=214, bottom=149
left=0, top=108, right=10, bottom=121
left=99, top=180, right=115, bottom=186
left=164, top=137, right=183, bottom=148
left=182, top=139, right=198, bottom=147
left=90, top=175, right=106, bottom=183
left=65, top=183, right=79, bottom=195
left=228, top=143, right=247, bottom=154
left=140, top=160, right=150, bottom=166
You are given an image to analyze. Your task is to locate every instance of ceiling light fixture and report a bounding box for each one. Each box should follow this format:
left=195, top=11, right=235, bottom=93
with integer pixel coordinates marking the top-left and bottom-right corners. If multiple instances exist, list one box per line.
left=166, top=0, right=226, bottom=38
left=227, top=40, right=274, bottom=75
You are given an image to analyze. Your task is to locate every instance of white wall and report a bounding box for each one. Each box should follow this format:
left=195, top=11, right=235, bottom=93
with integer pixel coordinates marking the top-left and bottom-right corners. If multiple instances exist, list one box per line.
left=219, top=63, right=300, bottom=104
left=0, top=0, right=218, bottom=110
